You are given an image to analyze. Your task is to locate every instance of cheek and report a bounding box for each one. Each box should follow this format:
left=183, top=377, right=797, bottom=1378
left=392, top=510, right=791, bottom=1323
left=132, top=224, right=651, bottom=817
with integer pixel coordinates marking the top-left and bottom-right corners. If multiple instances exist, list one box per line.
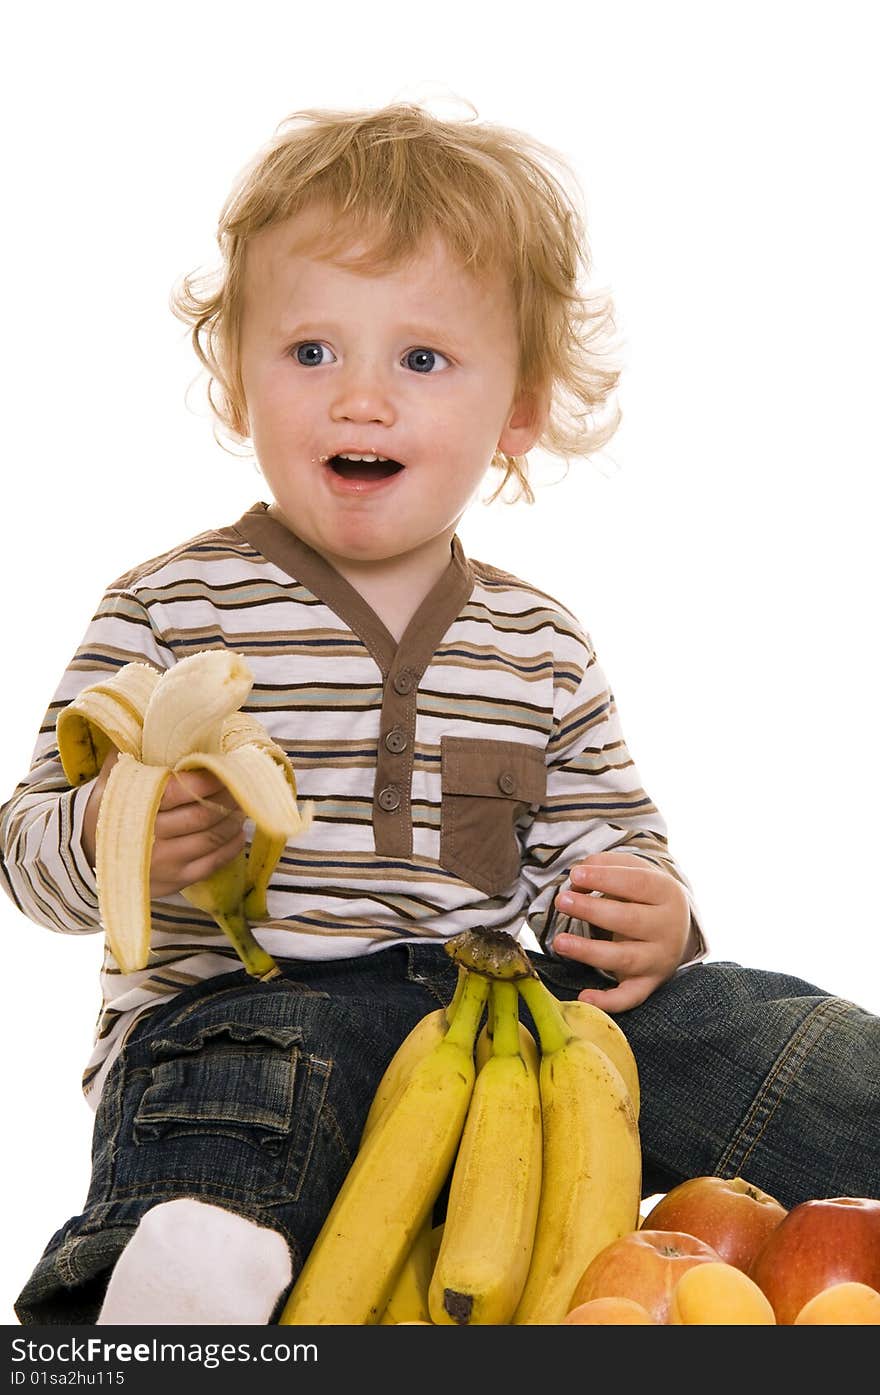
left=427, top=386, right=501, bottom=451
left=438, top=458, right=495, bottom=513
left=248, top=377, right=311, bottom=445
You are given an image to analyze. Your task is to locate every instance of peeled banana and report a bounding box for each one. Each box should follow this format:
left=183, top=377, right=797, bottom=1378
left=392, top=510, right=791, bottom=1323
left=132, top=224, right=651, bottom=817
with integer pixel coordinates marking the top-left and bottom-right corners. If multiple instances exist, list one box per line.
left=511, top=973, right=642, bottom=1324
left=56, top=650, right=313, bottom=976
left=429, top=978, right=542, bottom=1325
left=279, top=969, right=490, bottom=1325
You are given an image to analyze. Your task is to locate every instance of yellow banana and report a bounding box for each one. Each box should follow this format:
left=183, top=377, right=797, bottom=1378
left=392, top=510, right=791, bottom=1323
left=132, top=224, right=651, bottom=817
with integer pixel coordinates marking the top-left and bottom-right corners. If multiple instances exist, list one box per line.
left=429, top=978, right=542, bottom=1325
left=209, top=711, right=302, bottom=926
left=359, top=967, right=467, bottom=1144
left=56, top=662, right=162, bottom=781
left=371, top=971, right=469, bottom=1323
left=379, top=1217, right=434, bottom=1324
left=430, top=1221, right=444, bottom=1266
left=519, top=979, right=640, bottom=1117
left=511, top=974, right=642, bottom=1325
left=57, top=651, right=313, bottom=976
left=179, top=848, right=279, bottom=980
left=213, top=712, right=301, bottom=921
left=279, top=969, right=490, bottom=1325
left=561, top=998, right=639, bottom=1116
left=242, top=828, right=287, bottom=921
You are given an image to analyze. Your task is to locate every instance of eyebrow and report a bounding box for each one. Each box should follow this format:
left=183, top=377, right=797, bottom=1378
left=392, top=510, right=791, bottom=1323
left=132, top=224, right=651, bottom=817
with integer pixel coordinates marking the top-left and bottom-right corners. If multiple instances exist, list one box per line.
left=277, top=320, right=466, bottom=348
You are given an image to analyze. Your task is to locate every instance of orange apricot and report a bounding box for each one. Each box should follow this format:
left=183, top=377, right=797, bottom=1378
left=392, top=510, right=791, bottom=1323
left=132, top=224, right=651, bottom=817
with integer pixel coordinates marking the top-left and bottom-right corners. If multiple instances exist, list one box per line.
left=669, top=1261, right=776, bottom=1324
left=564, top=1296, right=657, bottom=1325
left=794, top=1282, right=880, bottom=1324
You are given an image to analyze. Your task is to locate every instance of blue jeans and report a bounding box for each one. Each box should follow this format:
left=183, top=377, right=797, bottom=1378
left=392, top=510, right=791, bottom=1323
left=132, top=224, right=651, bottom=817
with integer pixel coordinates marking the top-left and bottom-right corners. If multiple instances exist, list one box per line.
left=14, top=947, right=880, bottom=1323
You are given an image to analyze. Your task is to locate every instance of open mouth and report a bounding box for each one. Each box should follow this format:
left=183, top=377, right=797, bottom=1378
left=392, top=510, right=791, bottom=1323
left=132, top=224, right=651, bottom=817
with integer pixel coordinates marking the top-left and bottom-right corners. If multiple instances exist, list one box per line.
left=327, top=454, right=405, bottom=482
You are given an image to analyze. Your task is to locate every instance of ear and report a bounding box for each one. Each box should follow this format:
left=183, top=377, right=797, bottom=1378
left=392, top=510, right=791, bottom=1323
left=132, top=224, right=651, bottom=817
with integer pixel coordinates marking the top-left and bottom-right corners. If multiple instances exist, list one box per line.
left=496, top=384, right=550, bottom=458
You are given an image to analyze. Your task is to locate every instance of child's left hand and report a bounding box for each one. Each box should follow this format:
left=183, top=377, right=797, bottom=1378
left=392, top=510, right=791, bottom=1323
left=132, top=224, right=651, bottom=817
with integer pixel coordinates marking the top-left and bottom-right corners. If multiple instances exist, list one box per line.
left=551, top=850, right=693, bottom=1012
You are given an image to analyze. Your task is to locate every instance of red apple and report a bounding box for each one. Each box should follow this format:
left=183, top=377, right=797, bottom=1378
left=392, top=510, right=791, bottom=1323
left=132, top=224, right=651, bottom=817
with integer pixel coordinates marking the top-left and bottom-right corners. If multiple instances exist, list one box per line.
left=750, top=1196, right=880, bottom=1325
left=642, top=1175, right=787, bottom=1273
left=569, top=1229, right=723, bottom=1324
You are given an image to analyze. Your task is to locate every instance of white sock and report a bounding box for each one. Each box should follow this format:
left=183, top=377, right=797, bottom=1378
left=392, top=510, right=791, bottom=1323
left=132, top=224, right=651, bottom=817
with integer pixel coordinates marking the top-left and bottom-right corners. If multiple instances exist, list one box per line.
left=96, top=1198, right=292, bottom=1325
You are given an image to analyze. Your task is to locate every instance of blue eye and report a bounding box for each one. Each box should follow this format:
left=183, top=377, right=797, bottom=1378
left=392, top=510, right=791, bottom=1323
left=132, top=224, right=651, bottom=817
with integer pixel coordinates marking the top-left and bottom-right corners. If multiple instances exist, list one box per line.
left=404, top=348, right=449, bottom=373
left=293, top=342, right=334, bottom=366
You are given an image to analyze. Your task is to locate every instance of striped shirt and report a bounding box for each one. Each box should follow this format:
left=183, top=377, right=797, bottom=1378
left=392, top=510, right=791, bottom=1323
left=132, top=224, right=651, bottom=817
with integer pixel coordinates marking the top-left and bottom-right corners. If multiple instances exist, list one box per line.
left=0, top=502, right=703, bottom=1103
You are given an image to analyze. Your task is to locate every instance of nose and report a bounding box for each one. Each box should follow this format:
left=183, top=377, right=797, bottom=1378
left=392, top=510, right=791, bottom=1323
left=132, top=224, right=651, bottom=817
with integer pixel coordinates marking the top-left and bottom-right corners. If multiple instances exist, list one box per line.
left=329, top=356, right=396, bottom=426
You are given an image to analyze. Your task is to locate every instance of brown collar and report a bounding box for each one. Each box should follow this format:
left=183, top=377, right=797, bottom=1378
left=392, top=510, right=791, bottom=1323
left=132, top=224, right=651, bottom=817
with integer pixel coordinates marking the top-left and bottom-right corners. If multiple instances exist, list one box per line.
left=234, top=501, right=474, bottom=680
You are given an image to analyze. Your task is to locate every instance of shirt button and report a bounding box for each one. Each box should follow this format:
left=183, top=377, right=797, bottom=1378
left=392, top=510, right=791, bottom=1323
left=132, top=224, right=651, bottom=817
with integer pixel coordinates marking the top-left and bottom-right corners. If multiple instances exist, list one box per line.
left=393, top=670, right=415, bottom=695
left=498, top=771, right=517, bottom=795
left=378, top=785, right=401, bottom=812
left=384, top=728, right=408, bottom=754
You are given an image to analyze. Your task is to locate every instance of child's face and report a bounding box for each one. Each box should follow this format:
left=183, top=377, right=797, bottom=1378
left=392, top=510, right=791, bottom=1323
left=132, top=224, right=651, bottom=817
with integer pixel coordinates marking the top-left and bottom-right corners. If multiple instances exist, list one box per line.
left=238, top=205, right=543, bottom=574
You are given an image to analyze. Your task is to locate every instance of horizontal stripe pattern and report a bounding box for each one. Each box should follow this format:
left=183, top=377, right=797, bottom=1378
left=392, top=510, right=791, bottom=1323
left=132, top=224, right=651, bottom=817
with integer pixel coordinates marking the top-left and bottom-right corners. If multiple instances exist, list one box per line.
left=0, top=506, right=700, bottom=1104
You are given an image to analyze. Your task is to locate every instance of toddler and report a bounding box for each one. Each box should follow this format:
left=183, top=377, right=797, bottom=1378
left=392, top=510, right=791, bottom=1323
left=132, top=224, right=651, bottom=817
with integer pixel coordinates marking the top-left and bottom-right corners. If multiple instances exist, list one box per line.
left=2, top=101, right=877, bottom=1325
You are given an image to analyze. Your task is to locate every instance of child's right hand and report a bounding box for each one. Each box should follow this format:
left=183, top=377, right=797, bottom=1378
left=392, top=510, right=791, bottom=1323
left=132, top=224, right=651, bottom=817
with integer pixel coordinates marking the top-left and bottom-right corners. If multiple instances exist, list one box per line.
left=81, top=750, right=247, bottom=898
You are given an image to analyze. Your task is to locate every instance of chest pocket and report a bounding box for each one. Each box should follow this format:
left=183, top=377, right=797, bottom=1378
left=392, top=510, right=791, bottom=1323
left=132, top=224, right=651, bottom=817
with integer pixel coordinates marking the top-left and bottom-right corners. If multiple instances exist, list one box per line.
left=440, top=736, right=547, bottom=897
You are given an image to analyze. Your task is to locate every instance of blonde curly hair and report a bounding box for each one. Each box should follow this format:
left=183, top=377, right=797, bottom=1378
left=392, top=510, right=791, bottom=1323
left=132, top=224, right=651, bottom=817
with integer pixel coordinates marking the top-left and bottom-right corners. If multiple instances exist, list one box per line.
left=170, top=100, right=622, bottom=503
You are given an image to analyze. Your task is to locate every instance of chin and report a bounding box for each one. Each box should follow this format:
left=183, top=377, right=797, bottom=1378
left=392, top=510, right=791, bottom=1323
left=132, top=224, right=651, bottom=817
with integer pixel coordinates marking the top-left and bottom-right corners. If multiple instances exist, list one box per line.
left=326, top=529, right=403, bottom=565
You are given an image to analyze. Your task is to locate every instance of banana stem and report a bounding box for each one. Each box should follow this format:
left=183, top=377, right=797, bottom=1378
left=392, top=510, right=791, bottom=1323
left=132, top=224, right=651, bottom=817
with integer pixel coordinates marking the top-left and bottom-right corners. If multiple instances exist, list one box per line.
left=216, top=912, right=281, bottom=980
left=443, top=971, right=490, bottom=1053
left=517, top=976, right=572, bottom=1056
left=489, top=980, right=521, bottom=1057
left=444, top=966, right=468, bottom=1025
left=484, top=975, right=497, bottom=1049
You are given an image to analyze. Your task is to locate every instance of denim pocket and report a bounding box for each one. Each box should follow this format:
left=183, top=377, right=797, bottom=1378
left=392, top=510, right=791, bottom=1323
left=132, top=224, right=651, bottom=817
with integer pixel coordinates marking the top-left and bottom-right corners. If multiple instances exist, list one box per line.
left=129, top=1018, right=331, bottom=1205
left=133, top=1024, right=298, bottom=1147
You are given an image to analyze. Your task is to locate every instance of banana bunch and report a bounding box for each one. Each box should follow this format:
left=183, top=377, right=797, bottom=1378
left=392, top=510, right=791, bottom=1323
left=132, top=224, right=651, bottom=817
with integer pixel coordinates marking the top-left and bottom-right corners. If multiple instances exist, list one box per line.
left=279, top=967, right=491, bottom=1325
left=280, top=926, right=642, bottom=1326
left=56, top=650, right=313, bottom=978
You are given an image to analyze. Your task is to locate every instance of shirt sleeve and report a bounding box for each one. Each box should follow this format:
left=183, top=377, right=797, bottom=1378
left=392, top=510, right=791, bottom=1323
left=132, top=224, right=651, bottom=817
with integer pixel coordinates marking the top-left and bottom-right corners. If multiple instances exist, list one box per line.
left=520, top=625, right=708, bottom=968
left=0, top=584, right=173, bottom=935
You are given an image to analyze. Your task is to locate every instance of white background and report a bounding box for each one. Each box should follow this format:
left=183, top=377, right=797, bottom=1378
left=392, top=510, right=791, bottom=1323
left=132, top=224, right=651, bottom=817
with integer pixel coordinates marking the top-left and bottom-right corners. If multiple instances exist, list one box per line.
left=2, top=0, right=877, bottom=1323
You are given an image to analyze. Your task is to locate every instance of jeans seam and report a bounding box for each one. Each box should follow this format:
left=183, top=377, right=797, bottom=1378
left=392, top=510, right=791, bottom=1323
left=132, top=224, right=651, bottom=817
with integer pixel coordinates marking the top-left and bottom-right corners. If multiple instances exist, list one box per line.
left=715, top=996, right=851, bottom=1177
left=92, top=1053, right=129, bottom=1205
left=403, top=944, right=457, bottom=1005
left=287, top=1054, right=333, bottom=1203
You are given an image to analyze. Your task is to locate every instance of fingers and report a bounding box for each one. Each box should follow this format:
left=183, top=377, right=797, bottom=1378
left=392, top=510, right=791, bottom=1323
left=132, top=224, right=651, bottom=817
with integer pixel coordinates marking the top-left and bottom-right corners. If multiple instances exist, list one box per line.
left=555, top=885, right=653, bottom=938
left=567, top=858, right=667, bottom=906
left=556, top=859, right=689, bottom=939
left=552, top=925, right=683, bottom=1007
left=576, top=978, right=656, bottom=1013
left=158, top=769, right=238, bottom=812
left=552, top=931, right=646, bottom=979
left=149, top=821, right=247, bottom=899
left=150, top=772, right=247, bottom=898
left=155, top=774, right=243, bottom=840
